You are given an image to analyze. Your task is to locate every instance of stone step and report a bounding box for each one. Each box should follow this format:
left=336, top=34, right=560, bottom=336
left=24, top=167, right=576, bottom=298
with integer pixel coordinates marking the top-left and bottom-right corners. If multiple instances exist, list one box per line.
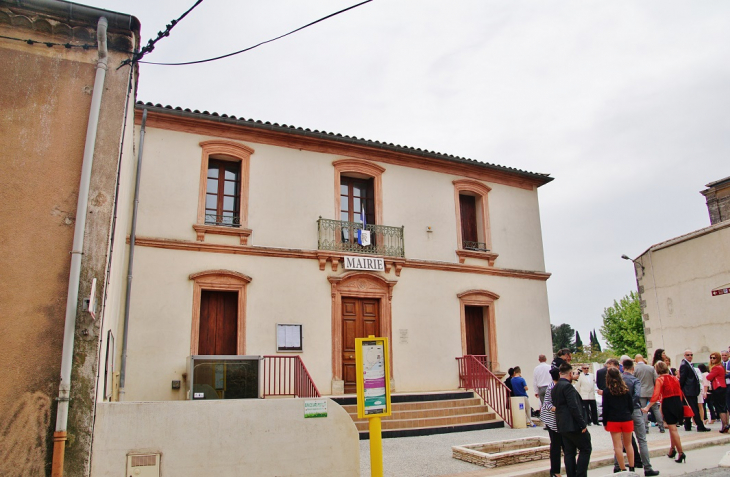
left=348, top=403, right=492, bottom=422
left=353, top=410, right=498, bottom=431
left=334, top=391, right=506, bottom=439
left=340, top=397, right=484, bottom=415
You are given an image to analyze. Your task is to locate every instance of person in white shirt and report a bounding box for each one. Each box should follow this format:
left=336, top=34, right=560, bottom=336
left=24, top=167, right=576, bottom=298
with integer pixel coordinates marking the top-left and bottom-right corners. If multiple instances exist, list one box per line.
left=533, top=354, right=553, bottom=405
left=575, top=364, right=599, bottom=425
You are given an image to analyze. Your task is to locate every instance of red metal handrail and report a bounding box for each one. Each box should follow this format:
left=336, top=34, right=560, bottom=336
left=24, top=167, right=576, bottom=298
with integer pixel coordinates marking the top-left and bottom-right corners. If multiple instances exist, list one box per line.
left=456, top=355, right=513, bottom=427
left=262, top=355, right=321, bottom=398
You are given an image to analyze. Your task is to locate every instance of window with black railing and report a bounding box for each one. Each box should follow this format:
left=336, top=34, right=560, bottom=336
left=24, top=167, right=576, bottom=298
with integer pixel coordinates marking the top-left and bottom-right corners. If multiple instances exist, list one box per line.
left=205, top=158, right=241, bottom=227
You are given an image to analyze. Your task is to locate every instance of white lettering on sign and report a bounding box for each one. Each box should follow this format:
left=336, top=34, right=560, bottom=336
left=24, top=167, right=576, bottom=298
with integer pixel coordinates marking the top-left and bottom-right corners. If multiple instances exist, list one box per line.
left=344, top=256, right=384, bottom=271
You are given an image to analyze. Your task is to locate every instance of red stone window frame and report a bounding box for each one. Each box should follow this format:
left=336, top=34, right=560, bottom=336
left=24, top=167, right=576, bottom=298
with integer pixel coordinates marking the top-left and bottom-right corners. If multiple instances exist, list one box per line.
left=333, top=159, right=385, bottom=226
left=194, top=140, right=254, bottom=245
left=458, top=289, right=500, bottom=371
left=453, top=179, right=498, bottom=265
left=189, top=270, right=252, bottom=355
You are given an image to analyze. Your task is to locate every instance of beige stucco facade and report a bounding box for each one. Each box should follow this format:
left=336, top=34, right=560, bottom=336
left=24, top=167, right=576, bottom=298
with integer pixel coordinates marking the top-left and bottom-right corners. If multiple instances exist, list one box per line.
left=119, top=106, right=554, bottom=412
left=635, top=220, right=730, bottom=365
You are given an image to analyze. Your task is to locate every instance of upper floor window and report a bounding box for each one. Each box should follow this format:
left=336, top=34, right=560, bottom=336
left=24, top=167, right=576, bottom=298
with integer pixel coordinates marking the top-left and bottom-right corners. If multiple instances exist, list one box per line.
left=206, top=158, right=241, bottom=227
left=459, top=193, right=483, bottom=250
left=453, top=179, right=497, bottom=265
left=195, top=140, right=254, bottom=245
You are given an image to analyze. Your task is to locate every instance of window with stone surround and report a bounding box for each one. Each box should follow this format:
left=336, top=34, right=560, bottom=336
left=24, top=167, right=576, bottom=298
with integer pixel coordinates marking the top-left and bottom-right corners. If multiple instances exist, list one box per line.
left=194, top=140, right=254, bottom=244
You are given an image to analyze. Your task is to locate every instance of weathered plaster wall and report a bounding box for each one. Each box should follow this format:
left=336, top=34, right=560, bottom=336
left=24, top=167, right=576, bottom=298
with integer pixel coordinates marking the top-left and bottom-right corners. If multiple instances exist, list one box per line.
left=638, top=222, right=730, bottom=365
left=0, top=17, right=136, bottom=476
left=90, top=399, right=360, bottom=477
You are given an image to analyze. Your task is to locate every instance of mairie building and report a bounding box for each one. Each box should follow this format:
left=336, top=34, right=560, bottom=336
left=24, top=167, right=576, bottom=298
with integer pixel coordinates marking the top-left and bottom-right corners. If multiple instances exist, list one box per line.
left=111, top=102, right=555, bottom=404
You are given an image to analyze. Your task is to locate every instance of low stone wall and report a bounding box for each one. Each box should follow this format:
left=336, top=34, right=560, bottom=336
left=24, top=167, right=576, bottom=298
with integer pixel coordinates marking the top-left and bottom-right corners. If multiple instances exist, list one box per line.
left=452, top=436, right=550, bottom=467
left=91, top=398, right=360, bottom=476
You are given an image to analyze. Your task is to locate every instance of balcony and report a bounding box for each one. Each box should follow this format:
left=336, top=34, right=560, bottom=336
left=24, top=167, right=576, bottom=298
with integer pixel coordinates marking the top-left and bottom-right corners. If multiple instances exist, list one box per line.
left=317, top=217, right=404, bottom=258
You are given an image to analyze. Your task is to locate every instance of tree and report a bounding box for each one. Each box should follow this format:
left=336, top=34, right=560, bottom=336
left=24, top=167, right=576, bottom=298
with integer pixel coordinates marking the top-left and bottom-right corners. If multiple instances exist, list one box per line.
left=575, top=331, right=583, bottom=349
left=599, top=291, right=646, bottom=357
left=571, top=345, right=617, bottom=365
left=589, top=330, right=602, bottom=352
left=551, top=323, right=575, bottom=354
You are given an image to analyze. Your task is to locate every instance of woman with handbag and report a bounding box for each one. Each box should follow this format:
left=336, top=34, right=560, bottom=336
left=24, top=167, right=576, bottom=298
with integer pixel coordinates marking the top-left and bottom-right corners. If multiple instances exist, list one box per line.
left=705, top=352, right=729, bottom=433
left=642, top=361, right=686, bottom=463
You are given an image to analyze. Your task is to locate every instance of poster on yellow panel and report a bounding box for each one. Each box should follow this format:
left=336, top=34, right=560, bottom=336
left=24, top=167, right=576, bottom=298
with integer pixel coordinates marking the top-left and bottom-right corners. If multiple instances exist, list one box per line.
left=356, top=337, right=391, bottom=419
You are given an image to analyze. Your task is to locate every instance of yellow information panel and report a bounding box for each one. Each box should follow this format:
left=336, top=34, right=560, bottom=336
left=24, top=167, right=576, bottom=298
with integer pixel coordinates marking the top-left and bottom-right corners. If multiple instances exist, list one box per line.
left=355, top=337, right=391, bottom=419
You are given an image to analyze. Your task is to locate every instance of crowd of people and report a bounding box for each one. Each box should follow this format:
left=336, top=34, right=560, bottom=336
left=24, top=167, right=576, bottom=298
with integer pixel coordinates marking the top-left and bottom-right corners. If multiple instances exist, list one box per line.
left=503, top=346, right=730, bottom=477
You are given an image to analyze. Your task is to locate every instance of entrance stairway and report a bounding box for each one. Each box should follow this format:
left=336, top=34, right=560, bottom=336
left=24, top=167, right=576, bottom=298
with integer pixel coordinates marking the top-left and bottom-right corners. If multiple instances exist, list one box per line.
left=331, top=391, right=504, bottom=440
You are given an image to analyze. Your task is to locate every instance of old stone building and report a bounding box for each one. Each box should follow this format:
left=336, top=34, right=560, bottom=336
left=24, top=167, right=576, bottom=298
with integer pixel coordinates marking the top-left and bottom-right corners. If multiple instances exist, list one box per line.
left=632, top=176, right=730, bottom=365
left=0, top=1, right=139, bottom=474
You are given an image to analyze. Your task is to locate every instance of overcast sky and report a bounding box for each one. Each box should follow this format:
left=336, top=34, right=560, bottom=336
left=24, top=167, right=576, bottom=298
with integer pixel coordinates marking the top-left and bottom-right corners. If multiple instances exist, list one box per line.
left=93, top=0, right=730, bottom=345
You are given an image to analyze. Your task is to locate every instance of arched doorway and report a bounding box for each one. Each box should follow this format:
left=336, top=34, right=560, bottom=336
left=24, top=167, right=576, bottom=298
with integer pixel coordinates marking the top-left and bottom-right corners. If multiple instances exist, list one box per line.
left=328, top=272, right=396, bottom=394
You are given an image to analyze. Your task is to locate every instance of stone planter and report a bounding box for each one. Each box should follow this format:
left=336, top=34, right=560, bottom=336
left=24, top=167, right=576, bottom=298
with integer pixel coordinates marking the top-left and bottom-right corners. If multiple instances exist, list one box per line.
left=452, top=436, right=550, bottom=468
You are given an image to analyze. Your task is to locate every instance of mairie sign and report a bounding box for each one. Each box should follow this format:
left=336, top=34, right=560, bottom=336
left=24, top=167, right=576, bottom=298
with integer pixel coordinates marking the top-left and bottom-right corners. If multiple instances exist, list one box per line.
left=344, top=256, right=384, bottom=271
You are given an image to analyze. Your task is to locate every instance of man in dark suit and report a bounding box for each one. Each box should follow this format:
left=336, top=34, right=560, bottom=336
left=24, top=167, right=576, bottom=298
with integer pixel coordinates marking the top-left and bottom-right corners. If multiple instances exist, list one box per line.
left=679, top=349, right=710, bottom=432
left=596, top=358, right=619, bottom=398
left=553, top=363, right=592, bottom=477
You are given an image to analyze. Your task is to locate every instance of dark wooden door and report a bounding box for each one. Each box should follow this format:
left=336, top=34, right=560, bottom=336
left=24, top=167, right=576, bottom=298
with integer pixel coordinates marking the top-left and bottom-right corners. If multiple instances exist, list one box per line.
left=199, top=290, right=238, bottom=355
left=342, top=298, right=380, bottom=393
left=465, top=306, right=486, bottom=356
left=459, top=194, right=478, bottom=245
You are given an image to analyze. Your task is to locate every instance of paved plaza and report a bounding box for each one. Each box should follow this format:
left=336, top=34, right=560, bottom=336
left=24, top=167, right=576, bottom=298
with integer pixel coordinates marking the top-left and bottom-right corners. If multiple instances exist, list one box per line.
left=359, top=420, right=730, bottom=476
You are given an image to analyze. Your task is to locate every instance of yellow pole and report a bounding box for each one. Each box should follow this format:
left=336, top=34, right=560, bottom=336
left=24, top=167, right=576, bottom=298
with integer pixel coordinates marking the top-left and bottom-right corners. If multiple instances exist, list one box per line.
left=369, top=416, right=383, bottom=477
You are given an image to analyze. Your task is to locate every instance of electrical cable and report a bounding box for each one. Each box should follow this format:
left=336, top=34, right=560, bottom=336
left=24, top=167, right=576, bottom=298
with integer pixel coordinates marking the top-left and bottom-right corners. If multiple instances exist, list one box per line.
left=119, top=0, right=205, bottom=68
left=0, top=34, right=98, bottom=50
left=139, top=0, right=373, bottom=66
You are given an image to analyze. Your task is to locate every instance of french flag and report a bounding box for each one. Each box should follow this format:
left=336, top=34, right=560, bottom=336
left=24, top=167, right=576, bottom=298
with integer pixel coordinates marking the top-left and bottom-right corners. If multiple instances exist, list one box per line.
left=357, top=206, right=370, bottom=246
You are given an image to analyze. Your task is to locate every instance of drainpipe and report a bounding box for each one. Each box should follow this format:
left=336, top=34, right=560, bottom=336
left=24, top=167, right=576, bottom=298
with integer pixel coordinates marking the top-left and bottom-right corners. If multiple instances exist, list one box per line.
left=119, top=108, right=147, bottom=401
left=52, top=16, right=108, bottom=477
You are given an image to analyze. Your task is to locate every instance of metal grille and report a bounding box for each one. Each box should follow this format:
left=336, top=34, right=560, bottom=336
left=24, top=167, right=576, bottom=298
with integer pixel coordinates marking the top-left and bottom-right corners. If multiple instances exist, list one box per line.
left=204, top=213, right=240, bottom=227
left=130, top=454, right=158, bottom=467
left=462, top=241, right=489, bottom=251
left=317, top=217, right=404, bottom=258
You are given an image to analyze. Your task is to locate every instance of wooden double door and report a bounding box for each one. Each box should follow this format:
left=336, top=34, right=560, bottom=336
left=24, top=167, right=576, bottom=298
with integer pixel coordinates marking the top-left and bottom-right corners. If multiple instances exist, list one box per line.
left=198, top=290, right=238, bottom=355
left=342, top=297, right=380, bottom=393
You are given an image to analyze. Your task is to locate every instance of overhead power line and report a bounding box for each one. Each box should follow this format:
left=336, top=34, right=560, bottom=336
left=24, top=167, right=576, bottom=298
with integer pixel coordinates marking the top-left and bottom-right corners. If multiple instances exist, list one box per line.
left=139, top=0, right=373, bottom=67
left=119, top=0, right=205, bottom=68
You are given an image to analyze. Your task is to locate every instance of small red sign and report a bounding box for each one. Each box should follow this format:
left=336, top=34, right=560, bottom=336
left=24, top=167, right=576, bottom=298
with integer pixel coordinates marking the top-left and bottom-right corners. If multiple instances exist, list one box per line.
left=711, top=287, right=730, bottom=296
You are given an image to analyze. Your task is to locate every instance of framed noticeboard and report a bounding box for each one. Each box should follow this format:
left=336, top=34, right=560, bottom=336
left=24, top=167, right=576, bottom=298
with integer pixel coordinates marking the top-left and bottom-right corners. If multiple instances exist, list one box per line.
left=276, top=324, right=303, bottom=352
left=355, top=337, right=391, bottom=419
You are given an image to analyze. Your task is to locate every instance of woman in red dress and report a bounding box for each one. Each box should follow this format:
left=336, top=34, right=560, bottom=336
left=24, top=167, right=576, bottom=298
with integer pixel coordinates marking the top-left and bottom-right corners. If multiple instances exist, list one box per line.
left=705, top=351, right=729, bottom=433
left=642, top=361, right=686, bottom=463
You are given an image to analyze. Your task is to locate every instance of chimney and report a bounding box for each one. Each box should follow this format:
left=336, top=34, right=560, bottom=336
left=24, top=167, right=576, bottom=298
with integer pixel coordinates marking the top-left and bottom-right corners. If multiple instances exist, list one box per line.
left=700, top=176, right=730, bottom=225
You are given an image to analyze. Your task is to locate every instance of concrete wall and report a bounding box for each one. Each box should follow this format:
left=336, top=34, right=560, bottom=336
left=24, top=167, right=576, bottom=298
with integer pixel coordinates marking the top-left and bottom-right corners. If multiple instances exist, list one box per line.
left=0, top=7, right=138, bottom=475
left=90, top=399, right=360, bottom=477
left=637, top=222, right=730, bottom=365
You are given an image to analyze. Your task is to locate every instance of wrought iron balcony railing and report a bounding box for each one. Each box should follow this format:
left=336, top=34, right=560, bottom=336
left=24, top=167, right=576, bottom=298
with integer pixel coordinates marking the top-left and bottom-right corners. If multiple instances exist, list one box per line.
left=205, top=213, right=240, bottom=227
left=317, top=217, right=404, bottom=258
left=462, top=240, right=489, bottom=252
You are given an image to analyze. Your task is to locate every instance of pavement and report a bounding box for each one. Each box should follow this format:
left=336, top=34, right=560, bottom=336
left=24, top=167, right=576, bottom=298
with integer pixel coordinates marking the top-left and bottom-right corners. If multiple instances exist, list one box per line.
left=359, top=420, right=730, bottom=477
